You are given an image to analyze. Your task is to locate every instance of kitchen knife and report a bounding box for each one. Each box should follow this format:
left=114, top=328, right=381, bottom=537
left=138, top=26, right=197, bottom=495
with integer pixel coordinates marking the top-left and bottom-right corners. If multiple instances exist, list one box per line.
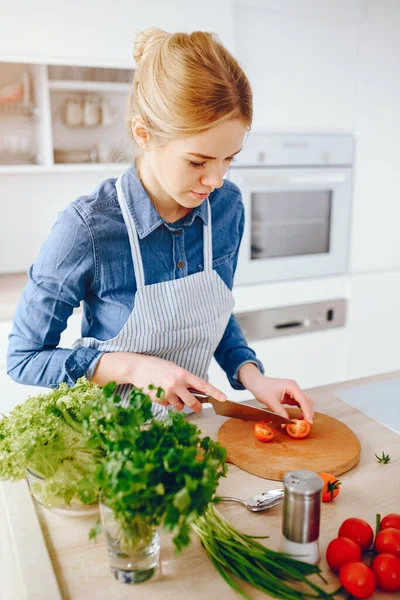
left=188, top=389, right=295, bottom=426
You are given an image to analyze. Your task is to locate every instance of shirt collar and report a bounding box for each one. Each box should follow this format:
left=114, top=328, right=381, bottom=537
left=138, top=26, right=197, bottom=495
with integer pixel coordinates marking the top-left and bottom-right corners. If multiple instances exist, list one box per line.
left=119, top=163, right=209, bottom=239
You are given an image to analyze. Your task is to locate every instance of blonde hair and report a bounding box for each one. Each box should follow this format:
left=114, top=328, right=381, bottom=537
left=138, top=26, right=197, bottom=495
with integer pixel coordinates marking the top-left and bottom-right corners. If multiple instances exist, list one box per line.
left=127, top=27, right=253, bottom=145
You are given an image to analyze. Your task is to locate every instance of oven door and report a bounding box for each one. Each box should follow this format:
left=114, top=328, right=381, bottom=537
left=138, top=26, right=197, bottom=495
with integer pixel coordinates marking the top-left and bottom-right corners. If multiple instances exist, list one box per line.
left=228, top=166, right=353, bottom=285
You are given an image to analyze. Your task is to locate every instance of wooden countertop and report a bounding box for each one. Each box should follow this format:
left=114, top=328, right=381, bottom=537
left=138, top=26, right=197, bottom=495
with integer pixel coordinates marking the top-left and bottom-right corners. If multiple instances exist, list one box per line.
left=1, top=371, right=400, bottom=600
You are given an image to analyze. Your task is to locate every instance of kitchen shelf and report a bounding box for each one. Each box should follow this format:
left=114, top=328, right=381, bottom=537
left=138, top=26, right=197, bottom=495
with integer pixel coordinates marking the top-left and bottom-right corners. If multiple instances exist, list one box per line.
left=0, top=163, right=130, bottom=175
left=0, top=60, right=134, bottom=169
left=48, top=80, right=131, bottom=93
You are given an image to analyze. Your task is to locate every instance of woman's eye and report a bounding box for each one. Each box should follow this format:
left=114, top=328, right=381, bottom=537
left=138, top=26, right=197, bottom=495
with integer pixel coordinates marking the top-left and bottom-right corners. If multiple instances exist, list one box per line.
left=189, top=161, right=206, bottom=169
left=226, top=156, right=237, bottom=163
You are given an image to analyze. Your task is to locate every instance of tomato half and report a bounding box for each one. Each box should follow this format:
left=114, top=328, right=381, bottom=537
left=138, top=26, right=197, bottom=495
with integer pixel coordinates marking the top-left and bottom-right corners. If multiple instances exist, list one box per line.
left=326, top=536, right=361, bottom=571
left=375, top=527, right=400, bottom=557
left=339, top=562, right=376, bottom=599
left=285, top=419, right=311, bottom=439
left=372, top=553, right=400, bottom=592
left=254, top=422, right=275, bottom=443
left=338, top=518, right=374, bottom=552
left=318, top=472, right=341, bottom=502
left=381, top=513, right=400, bottom=532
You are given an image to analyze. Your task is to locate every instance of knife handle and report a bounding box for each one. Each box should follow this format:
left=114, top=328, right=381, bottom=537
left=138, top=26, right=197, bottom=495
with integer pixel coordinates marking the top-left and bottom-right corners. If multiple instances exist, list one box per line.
left=187, top=388, right=211, bottom=402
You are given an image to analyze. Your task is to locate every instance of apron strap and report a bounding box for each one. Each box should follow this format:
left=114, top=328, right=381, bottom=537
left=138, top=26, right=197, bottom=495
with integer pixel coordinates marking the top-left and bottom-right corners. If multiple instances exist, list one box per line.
left=203, top=199, right=213, bottom=273
left=116, top=175, right=146, bottom=290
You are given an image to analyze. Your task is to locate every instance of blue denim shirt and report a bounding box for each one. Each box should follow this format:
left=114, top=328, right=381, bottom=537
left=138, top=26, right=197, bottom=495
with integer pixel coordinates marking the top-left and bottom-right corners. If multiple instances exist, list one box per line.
left=7, top=163, right=264, bottom=389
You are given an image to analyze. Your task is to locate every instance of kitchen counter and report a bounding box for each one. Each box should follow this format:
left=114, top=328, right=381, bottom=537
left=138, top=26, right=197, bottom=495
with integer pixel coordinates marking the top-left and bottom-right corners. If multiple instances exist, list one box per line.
left=1, top=371, right=400, bottom=600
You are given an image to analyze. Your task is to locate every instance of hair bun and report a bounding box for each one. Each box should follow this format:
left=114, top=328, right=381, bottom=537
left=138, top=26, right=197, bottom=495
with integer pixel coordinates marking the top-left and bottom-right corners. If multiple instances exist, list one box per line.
left=134, top=27, right=168, bottom=64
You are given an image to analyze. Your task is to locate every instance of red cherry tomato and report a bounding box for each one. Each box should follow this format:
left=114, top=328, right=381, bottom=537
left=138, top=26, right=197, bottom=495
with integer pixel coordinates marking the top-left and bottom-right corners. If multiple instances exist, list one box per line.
left=372, top=553, right=400, bottom=592
left=285, top=419, right=311, bottom=439
left=339, top=562, right=376, bottom=599
left=375, top=527, right=400, bottom=557
left=254, top=422, right=275, bottom=443
left=380, top=513, right=400, bottom=532
left=338, top=518, right=374, bottom=552
left=326, top=537, right=361, bottom=571
left=318, top=472, right=341, bottom=502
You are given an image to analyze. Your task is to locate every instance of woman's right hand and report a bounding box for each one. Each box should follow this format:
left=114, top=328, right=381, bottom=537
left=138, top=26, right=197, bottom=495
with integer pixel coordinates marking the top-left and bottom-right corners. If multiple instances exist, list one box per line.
left=91, top=351, right=227, bottom=412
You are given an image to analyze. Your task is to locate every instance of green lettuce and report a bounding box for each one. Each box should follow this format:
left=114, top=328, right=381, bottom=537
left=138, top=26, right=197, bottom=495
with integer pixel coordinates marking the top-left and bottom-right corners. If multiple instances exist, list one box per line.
left=0, top=378, right=103, bottom=506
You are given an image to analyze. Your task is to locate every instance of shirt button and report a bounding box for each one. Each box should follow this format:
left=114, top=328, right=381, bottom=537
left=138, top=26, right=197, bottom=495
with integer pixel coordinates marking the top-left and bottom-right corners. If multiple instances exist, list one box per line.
left=173, top=229, right=182, bottom=235
left=177, top=261, right=185, bottom=269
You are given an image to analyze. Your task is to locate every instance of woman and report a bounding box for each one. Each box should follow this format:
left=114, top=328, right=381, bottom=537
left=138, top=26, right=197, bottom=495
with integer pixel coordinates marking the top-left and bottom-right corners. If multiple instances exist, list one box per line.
left=7, top=28, right=314, bottom=423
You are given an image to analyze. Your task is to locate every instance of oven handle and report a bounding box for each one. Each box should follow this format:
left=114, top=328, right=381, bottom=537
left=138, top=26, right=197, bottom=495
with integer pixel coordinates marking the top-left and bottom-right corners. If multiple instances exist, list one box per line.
left=232, top=173, right=347, bottom=186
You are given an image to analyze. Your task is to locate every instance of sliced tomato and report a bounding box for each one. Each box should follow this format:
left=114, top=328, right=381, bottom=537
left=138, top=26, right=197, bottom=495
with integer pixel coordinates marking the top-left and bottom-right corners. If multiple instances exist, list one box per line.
left=285, top=419, right=311, bottom=439
left=254, top=422, right=275, bottom=443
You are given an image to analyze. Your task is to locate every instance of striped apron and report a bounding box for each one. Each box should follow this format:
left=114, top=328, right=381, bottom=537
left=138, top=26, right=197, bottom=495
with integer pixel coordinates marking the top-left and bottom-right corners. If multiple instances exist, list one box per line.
left=74, top=171, right=234, bottom=420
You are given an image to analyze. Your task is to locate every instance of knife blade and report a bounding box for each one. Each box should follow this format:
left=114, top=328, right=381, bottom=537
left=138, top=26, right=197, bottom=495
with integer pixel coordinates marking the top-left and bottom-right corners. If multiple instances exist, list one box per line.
left=188, top=389, right=295, bottom=426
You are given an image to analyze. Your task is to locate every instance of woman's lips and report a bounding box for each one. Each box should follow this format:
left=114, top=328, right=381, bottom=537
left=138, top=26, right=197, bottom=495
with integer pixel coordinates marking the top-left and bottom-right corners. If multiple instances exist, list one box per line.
left=190, top=191, right=209, bottom=200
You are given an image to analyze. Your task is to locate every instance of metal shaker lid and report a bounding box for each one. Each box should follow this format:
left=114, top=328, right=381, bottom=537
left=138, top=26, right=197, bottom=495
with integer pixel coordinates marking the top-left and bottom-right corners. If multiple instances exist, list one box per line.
left=283, top=470, right=323, bottom=497
left=282, top=470, right=323, bottom=543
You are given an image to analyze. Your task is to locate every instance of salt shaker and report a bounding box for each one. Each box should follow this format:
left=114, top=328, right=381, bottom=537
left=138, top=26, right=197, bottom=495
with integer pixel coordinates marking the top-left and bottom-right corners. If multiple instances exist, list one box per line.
left=281, top=470, right=323, bottom=565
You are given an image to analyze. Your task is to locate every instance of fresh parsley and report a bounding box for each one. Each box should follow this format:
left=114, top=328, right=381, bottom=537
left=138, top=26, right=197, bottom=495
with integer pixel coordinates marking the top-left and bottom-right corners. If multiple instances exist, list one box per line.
left=82, top=382, right=227, bottom=552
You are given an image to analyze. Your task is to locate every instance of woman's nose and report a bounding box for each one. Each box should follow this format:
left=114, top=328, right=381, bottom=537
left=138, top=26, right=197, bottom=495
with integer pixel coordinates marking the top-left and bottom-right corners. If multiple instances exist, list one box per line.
left=201, top=164, right=224, bottom=189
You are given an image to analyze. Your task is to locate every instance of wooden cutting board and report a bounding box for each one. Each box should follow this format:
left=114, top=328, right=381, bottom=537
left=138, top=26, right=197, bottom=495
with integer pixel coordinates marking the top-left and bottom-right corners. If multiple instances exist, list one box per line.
left=217, top=409, right=361, bottom=481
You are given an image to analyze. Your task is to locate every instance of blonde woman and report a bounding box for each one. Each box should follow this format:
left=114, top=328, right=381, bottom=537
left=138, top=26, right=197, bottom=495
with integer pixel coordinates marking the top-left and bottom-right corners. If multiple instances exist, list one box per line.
left=8, top=28, right=314, bottom=423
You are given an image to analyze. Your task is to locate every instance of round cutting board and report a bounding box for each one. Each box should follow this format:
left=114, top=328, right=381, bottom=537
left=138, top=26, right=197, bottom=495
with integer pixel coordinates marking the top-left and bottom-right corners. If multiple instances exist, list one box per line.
left=217, top=410, right=361, bottom=481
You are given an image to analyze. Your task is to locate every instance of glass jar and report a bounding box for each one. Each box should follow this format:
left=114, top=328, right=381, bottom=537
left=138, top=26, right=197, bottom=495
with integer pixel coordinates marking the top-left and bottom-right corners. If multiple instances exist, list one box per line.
left=100, top=502, right=160, bottom=584
left=25, top=469, right=99, bottom=517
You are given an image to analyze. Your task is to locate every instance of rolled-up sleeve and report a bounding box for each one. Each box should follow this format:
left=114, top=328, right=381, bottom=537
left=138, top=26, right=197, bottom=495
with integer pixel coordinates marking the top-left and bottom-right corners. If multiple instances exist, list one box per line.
left=213, top=195, right=264, bottom=390
left=213, top=314, right=264, bottom=390
left=7, top=205, right=102, bottom=388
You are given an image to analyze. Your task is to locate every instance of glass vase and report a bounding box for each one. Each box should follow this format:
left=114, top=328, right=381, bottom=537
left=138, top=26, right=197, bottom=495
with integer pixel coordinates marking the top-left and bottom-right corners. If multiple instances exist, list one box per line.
left=100, top=502, right=160, bottom=584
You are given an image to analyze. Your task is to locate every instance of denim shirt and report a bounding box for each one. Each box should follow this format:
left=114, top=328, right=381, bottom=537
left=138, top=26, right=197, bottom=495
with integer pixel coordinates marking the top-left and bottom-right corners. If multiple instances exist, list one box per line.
left=7, top=163, right=264, bottom=389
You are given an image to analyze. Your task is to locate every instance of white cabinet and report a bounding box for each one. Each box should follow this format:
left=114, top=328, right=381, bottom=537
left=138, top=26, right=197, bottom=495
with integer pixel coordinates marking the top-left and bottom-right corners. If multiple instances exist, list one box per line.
left=349, top=1, right=400, bottom=272
left=209, top=326, right=347, bottom=400
left=345, top=272, right=400, bottom=381
left=234, top=3, right=360, bottom=131
left=0, top=0, right=234, bottom=65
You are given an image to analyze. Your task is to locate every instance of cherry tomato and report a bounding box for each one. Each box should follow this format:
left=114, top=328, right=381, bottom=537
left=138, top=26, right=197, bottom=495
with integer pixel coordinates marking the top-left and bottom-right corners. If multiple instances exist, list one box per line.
left=326, top=536, right=361, bottom=571
left=375, top=527, right=400, bottom=557
left=254, top=422, right=275, bottom=443
left=318, top=472, right=341, bottom=502
left=372, top=553, right=400, bottom=592
left=285, top=419, right=311, bottom=439
left=338, top=518, right=374, bottom=552
left=339, top=562, right=376, bottom=599
left=381, top=513, right=400, bottom=532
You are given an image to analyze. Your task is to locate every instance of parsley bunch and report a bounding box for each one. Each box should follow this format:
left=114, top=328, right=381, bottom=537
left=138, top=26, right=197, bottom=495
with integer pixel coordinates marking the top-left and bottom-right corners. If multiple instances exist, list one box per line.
left=0, top=378, right=103, bottom=506
left=82, top=382, right=227, bottom=552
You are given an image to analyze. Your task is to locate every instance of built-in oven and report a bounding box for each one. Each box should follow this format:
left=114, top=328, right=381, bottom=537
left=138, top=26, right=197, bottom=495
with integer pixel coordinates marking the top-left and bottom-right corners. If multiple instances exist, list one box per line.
left=228, top=133, right=354, bottom=285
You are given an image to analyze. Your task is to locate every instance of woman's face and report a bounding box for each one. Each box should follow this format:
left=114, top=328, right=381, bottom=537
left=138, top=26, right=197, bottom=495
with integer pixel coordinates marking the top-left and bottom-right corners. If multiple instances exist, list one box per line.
left=143, top=118, right=248, bottom=209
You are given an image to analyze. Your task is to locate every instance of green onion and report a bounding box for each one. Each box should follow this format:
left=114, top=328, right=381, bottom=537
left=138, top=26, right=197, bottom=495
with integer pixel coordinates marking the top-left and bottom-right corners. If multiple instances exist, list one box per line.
left=192, top=504, right=339, bottom=600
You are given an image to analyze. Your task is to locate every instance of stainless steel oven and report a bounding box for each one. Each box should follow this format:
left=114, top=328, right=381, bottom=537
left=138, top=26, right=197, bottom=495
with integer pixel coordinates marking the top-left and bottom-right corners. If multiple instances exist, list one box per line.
left=228, top=133, right=354, bottom=285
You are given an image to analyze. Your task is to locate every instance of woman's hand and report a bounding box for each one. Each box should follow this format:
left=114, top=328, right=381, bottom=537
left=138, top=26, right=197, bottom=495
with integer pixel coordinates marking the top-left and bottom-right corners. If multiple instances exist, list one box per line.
left=92, top=352, right=227, bottom=412
left=238, top=363, right=314, bottom=424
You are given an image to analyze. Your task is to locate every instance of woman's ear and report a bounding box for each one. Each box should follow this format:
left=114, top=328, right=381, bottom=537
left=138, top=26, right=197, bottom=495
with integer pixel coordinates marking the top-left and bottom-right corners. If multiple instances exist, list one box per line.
left=131, top=117, right=150, bottom=149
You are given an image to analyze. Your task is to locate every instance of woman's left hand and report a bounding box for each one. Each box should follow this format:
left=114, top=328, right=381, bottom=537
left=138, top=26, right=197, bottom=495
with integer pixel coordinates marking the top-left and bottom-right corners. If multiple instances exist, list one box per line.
left=238, top=364, right=314, bottom=424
